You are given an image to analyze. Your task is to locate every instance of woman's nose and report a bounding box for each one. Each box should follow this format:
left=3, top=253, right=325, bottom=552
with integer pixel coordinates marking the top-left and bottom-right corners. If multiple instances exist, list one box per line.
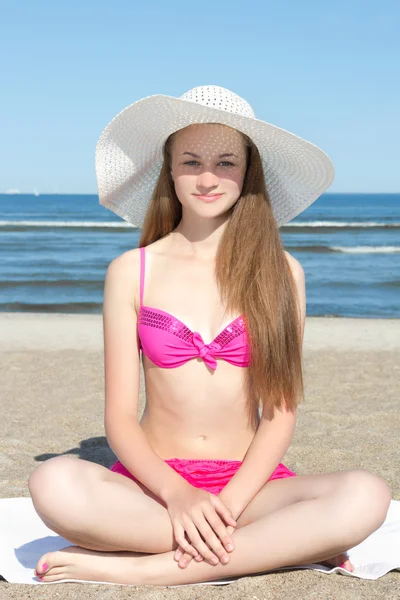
left=196, top=170, right=219, bottom=188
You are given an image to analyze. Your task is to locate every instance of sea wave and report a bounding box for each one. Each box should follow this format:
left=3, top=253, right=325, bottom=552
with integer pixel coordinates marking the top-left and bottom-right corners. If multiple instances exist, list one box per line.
left=0, top=301, right=101, bottom=313
left=286, top=245, right=400, bottom=254
left=0, top=220, right=136, bottom=229
left=284, top=221, right=400, bottom=228
left=0, top=279, right=102, bottom=289
left=0, top=219, right=399, bottom=231
left=331, top=246, right=400, bottom=253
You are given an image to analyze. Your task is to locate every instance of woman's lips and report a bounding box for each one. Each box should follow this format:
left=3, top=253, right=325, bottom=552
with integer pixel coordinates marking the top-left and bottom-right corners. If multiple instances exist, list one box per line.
left=194, top=193, right=223, bottom=202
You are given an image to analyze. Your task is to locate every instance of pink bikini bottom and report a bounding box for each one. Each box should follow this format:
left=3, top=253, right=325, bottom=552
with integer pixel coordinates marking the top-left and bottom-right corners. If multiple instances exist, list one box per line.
left=110, top=458, right=297, bottom=495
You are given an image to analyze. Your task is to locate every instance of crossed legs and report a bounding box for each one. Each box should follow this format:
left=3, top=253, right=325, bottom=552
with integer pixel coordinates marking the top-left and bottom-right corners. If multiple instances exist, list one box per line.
left=28, top=455, right=392, bottom=586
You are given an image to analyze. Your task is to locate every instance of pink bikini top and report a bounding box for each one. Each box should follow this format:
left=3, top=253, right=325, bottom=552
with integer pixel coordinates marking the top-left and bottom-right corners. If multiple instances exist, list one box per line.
left=137, top=247, right=250, bottom=370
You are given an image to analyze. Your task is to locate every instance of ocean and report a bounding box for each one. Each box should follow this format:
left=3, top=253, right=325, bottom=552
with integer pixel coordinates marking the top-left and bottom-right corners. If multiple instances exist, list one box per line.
left=0, top=193, right=399, bottom=318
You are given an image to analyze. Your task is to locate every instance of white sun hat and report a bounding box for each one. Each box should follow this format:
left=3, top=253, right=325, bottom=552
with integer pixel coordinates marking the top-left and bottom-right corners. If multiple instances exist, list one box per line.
left=95, top=84, right=334, bottom=228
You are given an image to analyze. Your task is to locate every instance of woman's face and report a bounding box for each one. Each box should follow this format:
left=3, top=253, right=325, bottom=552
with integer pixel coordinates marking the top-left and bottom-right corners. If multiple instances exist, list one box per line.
left=169, top=123, right=247, bottom=219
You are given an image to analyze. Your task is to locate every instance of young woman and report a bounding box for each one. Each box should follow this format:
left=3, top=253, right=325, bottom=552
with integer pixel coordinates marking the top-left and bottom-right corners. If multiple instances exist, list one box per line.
left=29, top=86, right=391, bottom=586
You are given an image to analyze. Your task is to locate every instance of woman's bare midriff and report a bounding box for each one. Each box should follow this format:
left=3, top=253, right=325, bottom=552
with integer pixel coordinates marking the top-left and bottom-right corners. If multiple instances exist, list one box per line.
left=139, top=355, right=258, bottom=461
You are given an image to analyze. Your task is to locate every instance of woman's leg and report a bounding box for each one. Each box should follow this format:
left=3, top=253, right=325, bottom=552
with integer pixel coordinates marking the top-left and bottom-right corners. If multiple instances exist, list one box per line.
left=236, top=468, right=388, bottom=527
left=28, top=455, right=176, bottom=553
left=35, top=468, right=391, bottom=585
left=236, top=467, right=391, bottom=571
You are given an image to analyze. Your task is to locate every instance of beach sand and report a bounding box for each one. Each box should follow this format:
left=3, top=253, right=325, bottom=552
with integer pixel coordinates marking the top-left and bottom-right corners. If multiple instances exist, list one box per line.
left=0, top=312, right=399, bottom=599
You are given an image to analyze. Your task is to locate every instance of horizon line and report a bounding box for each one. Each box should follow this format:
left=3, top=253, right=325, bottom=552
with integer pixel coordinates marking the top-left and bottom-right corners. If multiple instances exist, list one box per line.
left=1, top=191, right=400, bottom=196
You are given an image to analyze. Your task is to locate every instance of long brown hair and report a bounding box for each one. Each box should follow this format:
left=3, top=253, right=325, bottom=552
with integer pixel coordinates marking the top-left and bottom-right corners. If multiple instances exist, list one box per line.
left=139, top=124, right=304, bottom=428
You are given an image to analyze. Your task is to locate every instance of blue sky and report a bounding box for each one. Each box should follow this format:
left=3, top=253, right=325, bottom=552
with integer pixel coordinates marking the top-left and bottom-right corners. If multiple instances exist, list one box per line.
left=2, top=0, right=399, bottom=194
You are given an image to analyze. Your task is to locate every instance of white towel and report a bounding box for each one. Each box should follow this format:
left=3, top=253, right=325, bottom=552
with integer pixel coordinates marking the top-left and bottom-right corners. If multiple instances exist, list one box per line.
left=0, top=497, right=399, bottom=586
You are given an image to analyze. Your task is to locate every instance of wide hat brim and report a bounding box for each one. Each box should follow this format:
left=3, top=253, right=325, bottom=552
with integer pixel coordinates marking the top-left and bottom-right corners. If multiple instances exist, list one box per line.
left=95, top=94, right=335, bottom=228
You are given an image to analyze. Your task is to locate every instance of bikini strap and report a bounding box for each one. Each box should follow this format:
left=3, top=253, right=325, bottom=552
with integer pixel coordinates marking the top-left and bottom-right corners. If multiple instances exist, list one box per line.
left=139, top=246, right=145, bottom=307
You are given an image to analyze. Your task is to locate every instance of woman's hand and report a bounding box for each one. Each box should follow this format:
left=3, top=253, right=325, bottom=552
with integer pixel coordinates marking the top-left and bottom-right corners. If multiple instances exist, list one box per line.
left=174, top=524, right=236, bottom=569
left=166, top=485, right=237, bottom=568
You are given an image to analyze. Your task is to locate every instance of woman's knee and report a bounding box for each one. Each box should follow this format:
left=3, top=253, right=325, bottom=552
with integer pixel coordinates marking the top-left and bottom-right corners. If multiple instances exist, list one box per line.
left=343, top=469, right=392, bottom=527
left=28, top=455, right=82, bottom=510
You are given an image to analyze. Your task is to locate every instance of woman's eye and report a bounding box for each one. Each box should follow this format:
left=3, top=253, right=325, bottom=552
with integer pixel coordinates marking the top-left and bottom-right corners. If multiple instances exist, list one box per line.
left=183, top=161, right=234, bottom=167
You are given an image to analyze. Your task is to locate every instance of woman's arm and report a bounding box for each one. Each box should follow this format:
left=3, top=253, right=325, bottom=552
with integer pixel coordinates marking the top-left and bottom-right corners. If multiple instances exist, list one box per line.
left=219, top=253, right=306, bottom=518
left=218, top=405, right=297, bottom=518
left=103, top=253, right=190, bottom=504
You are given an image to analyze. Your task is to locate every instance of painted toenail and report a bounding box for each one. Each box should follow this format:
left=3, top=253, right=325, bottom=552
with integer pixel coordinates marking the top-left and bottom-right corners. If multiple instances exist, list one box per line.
left=41, top=562, right=49, bottom=572
left=39, top=576, right=44, bottom=581
left=340, top=562, right=347, bottom=569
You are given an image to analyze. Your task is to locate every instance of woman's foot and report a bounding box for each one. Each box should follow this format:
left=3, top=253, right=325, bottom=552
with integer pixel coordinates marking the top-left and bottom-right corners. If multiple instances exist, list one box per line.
left=320, top=552, right=354, bottom=572
left=34, top=545, right=147, bottom=585
left=34, top=546, right=355, bottom=585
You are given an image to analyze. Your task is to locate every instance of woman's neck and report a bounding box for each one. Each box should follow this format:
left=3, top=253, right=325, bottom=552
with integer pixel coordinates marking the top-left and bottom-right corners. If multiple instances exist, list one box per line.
left=171, top=212, right=230, bottom=259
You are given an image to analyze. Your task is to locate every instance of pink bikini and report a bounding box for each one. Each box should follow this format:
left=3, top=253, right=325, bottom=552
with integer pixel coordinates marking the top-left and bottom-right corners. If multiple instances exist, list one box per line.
left=110, top=246, right=296, bottom=493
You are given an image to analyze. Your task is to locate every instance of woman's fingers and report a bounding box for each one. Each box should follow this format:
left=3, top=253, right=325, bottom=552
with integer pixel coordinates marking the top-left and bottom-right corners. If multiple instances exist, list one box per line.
left=174, top=547, right=183, bottom=561
left=211, top=495, right=238, bottom=528
left=175, top=523, right=237, bottom=568
left=172, top=494, right=239, bottom=568
left=184, top=519, right=222, bottom=565
left=178, top=549, right=204, bottom=569
left=203, top=507, right=235, bottom=553
left=173, top=525, right=200, bottom=560
left=191, top=513, right=232, bottom=565
left=174, top=545, right=203, bottom=568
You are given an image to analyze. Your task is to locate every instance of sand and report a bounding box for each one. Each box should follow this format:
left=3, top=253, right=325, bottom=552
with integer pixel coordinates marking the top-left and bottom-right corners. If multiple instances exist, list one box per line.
left=0, top=312, right=399, bottom=599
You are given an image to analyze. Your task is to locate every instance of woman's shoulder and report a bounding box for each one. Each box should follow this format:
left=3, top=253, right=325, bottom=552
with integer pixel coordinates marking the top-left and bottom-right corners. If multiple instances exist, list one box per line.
left=107, top=247, right=141, bottom=274
left=283, top=250, right=305, bottom=281
left=107, top=238, right=169, bottom=274
left=103, top=248, right=142, bottom=313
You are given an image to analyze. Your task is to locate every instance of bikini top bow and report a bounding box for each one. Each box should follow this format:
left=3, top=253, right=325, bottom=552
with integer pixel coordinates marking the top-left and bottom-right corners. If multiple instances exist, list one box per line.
left=191, top=332, right=221, bottom=370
